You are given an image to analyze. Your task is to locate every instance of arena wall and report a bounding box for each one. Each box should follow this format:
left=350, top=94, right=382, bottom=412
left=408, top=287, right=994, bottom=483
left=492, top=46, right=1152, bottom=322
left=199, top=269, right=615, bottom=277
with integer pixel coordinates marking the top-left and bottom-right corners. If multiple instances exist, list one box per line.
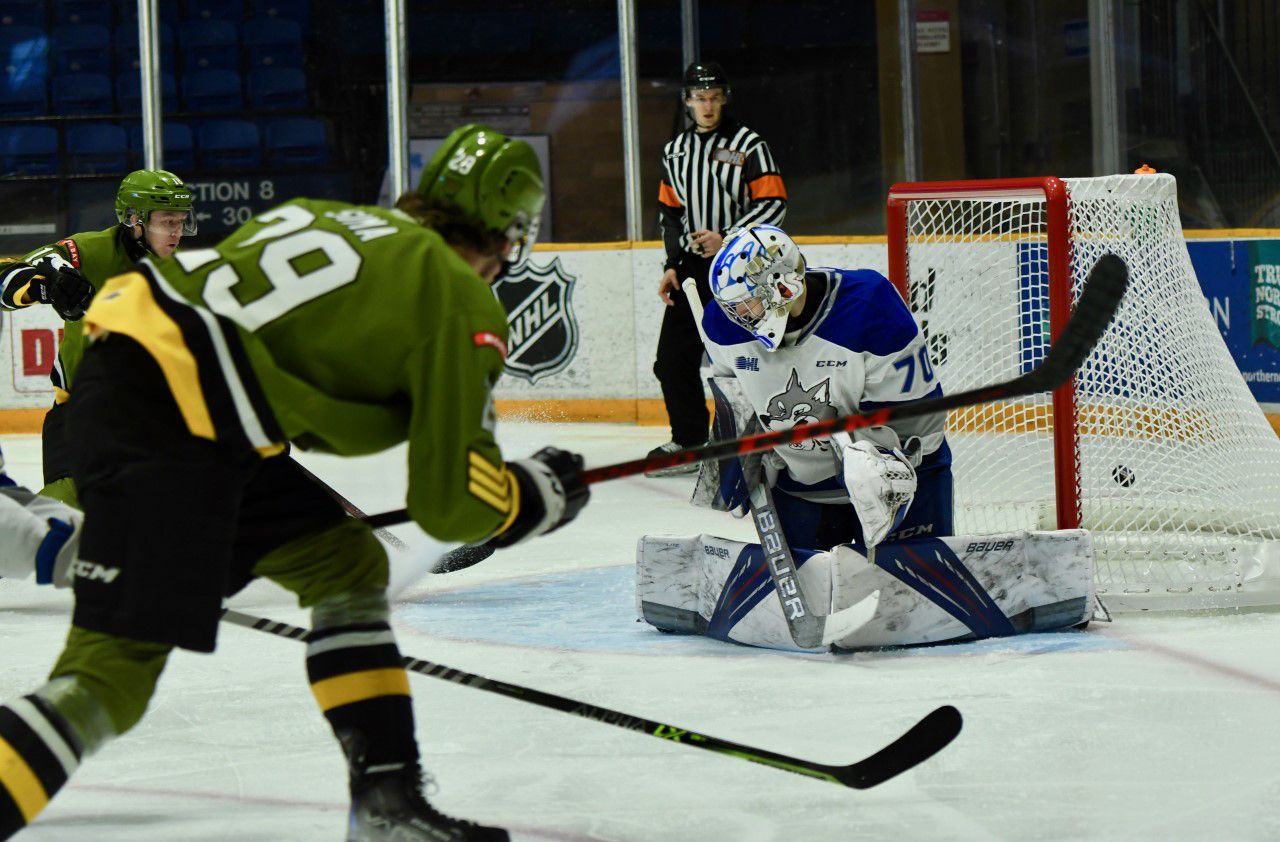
left=1, top=234, right=1277, bottom=436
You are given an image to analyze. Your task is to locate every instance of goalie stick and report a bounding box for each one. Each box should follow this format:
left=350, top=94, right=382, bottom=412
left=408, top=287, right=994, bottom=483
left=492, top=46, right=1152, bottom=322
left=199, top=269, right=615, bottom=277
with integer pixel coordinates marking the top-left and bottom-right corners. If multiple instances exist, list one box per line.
left=686, top=278, right=863, bottom=650
left=360, top=254, right=1128, bottom=529
left=220, top=607, right=962, bottom=789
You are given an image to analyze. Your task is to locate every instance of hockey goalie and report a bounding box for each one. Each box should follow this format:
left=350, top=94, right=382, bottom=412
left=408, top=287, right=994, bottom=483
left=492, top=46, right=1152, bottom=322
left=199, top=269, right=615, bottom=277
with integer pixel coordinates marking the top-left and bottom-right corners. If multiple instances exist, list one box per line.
left=636, top=224, right=1095, bottom=652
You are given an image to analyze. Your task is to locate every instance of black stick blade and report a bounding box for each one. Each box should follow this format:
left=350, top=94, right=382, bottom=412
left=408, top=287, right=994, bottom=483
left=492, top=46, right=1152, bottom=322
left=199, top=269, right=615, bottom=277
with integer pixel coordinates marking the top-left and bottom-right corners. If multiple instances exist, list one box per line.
left=1022, top=253, right=1129, bottom=392
left=836, top=704, right=963, bottom=789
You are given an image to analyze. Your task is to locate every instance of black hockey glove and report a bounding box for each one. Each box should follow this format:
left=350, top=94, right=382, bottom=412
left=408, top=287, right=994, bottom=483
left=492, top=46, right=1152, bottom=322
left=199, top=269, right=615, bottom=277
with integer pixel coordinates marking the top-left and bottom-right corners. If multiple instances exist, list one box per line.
left=25, top=258, right=95, bottom=321
left=491, top=447, right=590, bottom=547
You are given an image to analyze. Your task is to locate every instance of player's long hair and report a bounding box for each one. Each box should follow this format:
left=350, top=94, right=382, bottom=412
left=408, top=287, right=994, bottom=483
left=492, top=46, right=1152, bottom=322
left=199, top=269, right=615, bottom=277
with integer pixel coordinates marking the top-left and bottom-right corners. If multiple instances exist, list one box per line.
left=394, top=192, right=507, bottom=259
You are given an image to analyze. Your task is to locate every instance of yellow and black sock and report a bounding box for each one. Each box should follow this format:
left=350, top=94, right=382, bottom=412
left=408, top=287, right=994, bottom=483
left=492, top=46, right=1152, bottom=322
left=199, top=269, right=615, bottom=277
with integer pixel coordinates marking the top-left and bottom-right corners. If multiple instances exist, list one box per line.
left=306, top=621, right=417, bottom=771
left=0, top=696, right=82, bottom=838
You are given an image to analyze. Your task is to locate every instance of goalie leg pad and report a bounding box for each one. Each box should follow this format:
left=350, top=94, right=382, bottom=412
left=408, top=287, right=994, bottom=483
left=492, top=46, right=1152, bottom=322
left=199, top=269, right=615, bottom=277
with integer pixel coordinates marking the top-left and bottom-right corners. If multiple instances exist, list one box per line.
left=692, top=376, right=761, bottom=515
left=828, top=530, right=1095, bottom=650
left=636, top=531, right=1095, bottom=653
left=636, top=534, right=831, bottom=652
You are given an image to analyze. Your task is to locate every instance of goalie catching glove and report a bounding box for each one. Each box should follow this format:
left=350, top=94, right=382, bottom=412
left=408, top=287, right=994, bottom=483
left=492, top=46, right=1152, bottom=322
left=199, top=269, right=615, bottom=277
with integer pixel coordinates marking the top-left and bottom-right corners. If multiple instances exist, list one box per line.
left=833, top=430, right=918, bottom=547
left=14, top=255, right=95, bottom=321
left=491, top=447, right=590, bottom=547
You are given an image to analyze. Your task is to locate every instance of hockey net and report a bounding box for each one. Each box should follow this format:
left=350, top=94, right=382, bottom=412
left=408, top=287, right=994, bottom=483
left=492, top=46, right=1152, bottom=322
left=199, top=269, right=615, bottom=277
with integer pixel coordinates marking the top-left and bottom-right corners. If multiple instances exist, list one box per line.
left=886, top=174, right=1280, bottom=609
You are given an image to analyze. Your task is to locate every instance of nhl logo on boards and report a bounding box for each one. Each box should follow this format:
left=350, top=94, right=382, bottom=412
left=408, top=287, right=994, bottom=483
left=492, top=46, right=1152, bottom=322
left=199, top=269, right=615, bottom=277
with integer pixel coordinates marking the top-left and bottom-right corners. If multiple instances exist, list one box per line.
left=493, top=257, right=580, bottom=383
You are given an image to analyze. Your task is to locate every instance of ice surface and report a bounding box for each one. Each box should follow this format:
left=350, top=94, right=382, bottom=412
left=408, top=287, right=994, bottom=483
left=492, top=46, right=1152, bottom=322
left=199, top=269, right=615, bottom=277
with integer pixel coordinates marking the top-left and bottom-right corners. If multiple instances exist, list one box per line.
left=1, top=424, right=1278, bottom=841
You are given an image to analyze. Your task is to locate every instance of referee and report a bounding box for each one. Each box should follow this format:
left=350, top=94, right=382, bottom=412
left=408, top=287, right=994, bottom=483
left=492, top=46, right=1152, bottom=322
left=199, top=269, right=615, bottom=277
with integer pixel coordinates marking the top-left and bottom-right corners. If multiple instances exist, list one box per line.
left=648, top=61, right=787, bottom=473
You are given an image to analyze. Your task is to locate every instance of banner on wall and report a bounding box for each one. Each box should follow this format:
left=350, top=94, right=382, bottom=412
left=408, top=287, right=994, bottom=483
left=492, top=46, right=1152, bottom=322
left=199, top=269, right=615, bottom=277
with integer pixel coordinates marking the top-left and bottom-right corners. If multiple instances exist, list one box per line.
left=1187, top=239, right=1280, bottom=410
left=1249, top=241, right=1280, bottom=350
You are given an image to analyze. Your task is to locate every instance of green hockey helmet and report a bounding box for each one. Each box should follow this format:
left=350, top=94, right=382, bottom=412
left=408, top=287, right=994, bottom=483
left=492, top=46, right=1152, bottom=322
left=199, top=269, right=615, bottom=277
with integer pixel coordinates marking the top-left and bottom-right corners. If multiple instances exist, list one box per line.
left=417, top=124, right=544, bottom=264
left=115, top=169, right=198, bottom=236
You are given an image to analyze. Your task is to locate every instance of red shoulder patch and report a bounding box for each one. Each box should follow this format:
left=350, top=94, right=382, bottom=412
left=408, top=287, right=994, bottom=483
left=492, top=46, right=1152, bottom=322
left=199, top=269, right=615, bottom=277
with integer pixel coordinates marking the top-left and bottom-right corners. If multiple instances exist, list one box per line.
left=472, top=331, right=508, bottom=360
left=58, top=239, right=81, bottom=268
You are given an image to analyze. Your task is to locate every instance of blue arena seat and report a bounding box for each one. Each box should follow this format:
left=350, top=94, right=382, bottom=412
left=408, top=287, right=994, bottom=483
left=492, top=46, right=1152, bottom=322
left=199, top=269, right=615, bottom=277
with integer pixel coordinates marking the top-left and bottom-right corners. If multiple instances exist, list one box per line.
left=127, top=121, right=194, bottom=171
left=66, top=122, right=128, bottom=174
left=114, top=23, right=178, bottom=73
left=183, top=0, right=243, bottom=22
left=247, top=66, right=306, bottom=111
left=198, top=119, right=260, bottom=169
left=52, top=72, right=114, bottom=114
left=1, top=1, right=46, bottom=29
left=242, top=17, right=304, bottom=70
left=0, top=77, right=49, bottom=116
left=264, top=117, right=327, bottom=167
left=0, top=26, right=50, bottom=82
left=251, top=0, right=309, bottom=29
left=117, top=70, right=178, bottom=113
left=53, top=0, right=111, bottom=27
left=52, top=24, right=113, bottom=74
left=182, top=68, right=242, bottom=112
left=179, top=19, right=238, bottom=71
left=0, top=125, right=59, bottom=175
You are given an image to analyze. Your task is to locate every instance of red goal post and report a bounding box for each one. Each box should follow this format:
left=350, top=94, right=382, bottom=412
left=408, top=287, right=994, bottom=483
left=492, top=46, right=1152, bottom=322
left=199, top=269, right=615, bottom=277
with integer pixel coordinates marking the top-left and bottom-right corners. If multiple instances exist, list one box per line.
left=882, top=173, right=1280, bottom=607
left=886, top=177, right=1080, bottom=533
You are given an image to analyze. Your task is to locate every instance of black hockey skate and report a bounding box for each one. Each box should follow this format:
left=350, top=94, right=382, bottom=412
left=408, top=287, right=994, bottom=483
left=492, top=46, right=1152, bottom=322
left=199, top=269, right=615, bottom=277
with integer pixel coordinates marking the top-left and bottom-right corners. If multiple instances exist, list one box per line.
left=347, top=762, right=509, bottom=842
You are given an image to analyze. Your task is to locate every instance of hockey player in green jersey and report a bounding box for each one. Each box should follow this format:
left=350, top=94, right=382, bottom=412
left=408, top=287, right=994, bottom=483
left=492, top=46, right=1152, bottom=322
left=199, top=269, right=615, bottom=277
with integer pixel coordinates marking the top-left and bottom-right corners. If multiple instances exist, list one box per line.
left=0, top=125, right=583, bottom=842
left=0, top=169, right=197, bottom=510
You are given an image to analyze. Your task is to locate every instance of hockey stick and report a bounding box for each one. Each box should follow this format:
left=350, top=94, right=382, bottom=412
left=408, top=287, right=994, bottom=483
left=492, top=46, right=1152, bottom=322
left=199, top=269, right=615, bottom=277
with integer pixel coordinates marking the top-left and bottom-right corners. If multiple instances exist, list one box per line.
left=361, top=254, right=1128, bottom=528
left=695, top=285, right=881, bottom=650
left=292, top=458, right=409, bottom=551
left=293, top=458, right=494, bottom=573
left=684, top=279, right=832, bottom=650
left=220, top=607, right=962, bottom=788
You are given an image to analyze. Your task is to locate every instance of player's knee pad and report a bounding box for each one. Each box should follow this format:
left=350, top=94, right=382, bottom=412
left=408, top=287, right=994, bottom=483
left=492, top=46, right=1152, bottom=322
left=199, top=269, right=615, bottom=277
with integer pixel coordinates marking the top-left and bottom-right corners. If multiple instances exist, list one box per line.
left=311, top=588, right=390, bottom=632
left=45, top=626, right=172, bottom=741
left=255, top=519, right=389, bottom=608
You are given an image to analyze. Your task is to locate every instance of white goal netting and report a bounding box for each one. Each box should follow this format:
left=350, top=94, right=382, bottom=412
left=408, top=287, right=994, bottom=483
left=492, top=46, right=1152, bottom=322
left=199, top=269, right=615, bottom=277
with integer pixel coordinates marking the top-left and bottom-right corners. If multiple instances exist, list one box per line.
left=894, top=173, right=1280, bottom=609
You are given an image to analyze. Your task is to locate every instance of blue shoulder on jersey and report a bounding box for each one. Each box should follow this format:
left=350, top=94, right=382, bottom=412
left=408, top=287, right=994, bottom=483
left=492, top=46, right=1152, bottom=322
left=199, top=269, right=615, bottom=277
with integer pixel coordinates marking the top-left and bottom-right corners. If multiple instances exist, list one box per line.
left=812, top=269, right=919, bottom=356
left=702, top=299, right=754, bottom=346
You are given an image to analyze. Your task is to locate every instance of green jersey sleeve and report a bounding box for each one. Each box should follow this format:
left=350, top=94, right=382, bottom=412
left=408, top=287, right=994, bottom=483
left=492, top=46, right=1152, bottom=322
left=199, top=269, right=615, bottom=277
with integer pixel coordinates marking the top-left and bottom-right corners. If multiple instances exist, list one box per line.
left=403, top=311, right=513, bottom=543
left=0, top=227, right=137, bottom=392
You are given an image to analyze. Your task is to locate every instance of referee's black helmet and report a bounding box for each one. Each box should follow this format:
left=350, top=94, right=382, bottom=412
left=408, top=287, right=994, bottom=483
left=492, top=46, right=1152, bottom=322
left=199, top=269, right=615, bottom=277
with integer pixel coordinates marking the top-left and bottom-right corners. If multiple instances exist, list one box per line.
left=682, top=61, right=731, bottom=101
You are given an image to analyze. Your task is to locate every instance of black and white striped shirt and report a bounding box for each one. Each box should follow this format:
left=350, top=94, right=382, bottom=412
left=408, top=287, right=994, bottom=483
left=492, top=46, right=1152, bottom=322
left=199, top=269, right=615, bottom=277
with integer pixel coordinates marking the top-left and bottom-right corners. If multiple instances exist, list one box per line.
left=657, top=117, right=787, bottom=271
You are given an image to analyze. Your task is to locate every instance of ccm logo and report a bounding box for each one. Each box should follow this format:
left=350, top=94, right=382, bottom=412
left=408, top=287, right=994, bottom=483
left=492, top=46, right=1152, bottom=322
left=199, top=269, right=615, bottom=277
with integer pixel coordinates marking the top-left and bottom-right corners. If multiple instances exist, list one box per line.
left=815, top=360, right=847, bottom=368
left=70, top=560, right=121, bottom=584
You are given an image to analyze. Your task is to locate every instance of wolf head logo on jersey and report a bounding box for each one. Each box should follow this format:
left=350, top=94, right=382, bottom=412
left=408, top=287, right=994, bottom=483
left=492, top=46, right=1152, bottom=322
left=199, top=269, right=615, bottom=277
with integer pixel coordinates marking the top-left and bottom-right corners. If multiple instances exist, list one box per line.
left=760, top=369, right=836, bottom=451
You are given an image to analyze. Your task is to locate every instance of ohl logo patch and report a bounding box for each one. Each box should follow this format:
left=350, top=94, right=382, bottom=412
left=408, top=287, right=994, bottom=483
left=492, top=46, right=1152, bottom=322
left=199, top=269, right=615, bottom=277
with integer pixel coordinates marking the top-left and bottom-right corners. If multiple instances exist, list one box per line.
left=493, top=257, right=580, bottom=383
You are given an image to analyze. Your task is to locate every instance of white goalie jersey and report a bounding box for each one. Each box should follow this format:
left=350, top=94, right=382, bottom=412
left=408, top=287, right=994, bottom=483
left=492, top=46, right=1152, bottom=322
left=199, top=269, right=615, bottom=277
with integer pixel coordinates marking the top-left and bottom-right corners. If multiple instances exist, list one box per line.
left=700, top=267, right=948, bottom=502
left=0, top=448, right=81, bottom=586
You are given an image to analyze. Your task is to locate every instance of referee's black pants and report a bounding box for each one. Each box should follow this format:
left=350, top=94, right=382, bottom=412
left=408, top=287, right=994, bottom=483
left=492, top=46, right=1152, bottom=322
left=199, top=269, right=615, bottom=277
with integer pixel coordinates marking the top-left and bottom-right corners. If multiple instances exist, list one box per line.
left=653, top=252, right=713, bottom=447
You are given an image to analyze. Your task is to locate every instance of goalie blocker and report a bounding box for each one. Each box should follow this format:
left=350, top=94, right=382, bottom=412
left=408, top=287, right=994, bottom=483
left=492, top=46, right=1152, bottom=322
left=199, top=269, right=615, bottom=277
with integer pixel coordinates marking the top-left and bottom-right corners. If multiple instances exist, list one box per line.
left=636, top=530, right=1094, bottom=652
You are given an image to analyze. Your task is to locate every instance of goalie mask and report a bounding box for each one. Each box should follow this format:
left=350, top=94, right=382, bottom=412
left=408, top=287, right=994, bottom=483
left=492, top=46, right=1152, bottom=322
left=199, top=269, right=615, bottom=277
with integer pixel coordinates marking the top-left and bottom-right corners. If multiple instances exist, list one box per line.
left=709, top=225, right=807, bottom=351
